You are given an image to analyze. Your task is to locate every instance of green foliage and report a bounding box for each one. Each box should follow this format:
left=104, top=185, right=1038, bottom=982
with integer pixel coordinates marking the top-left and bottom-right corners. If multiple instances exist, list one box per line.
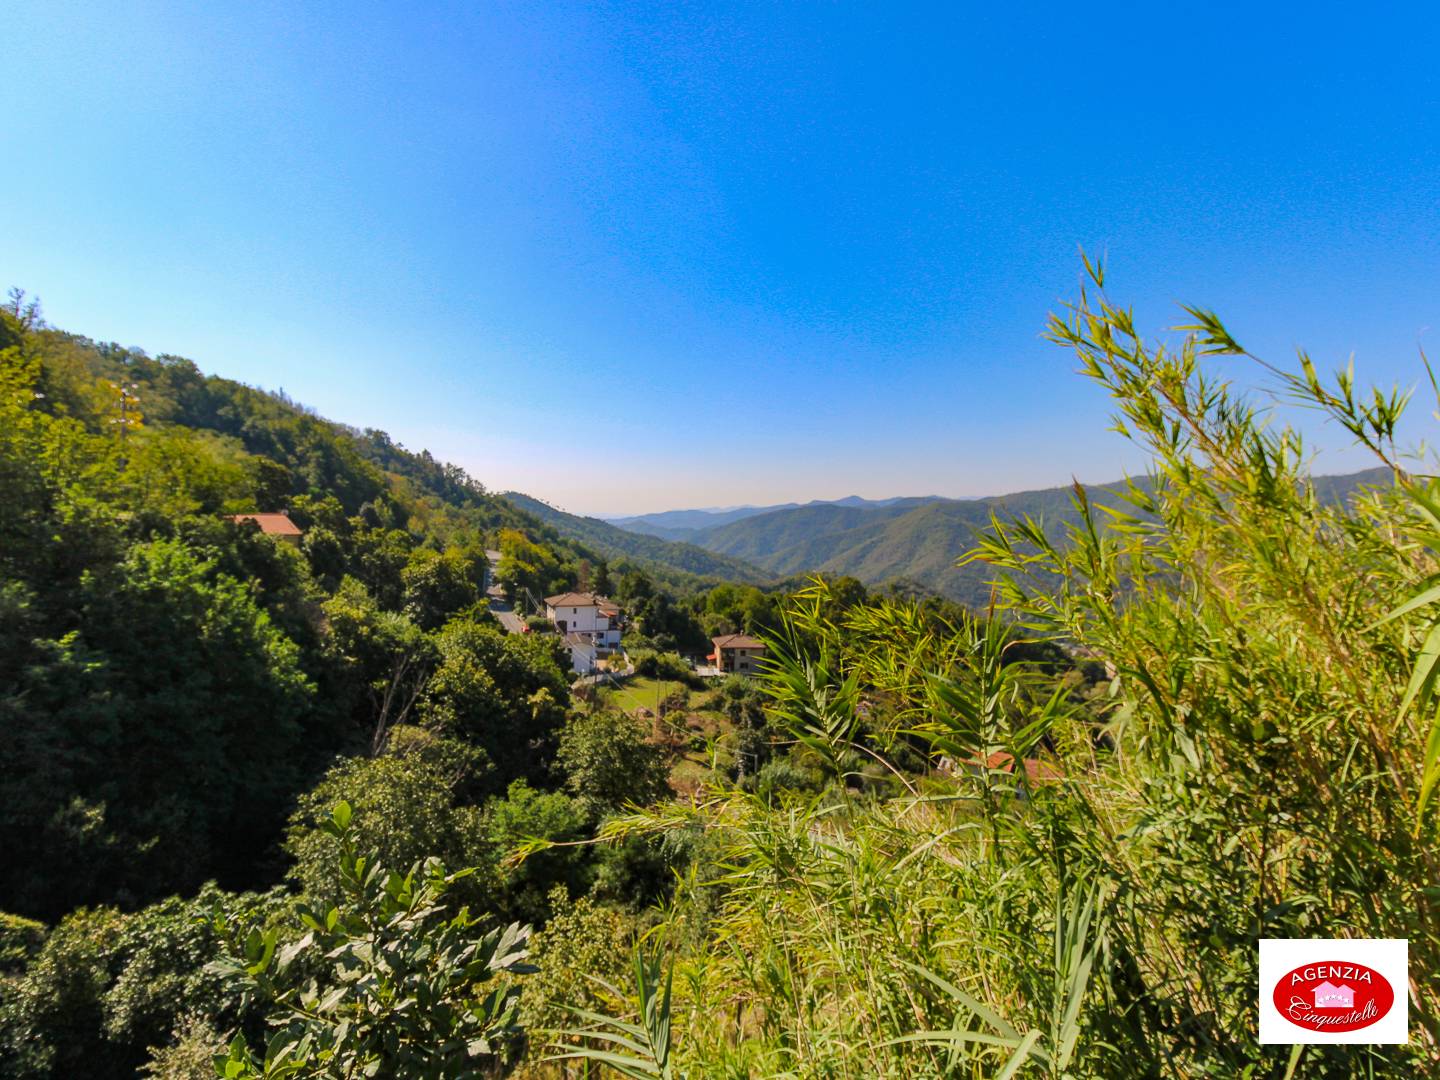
left=142, top=1016, right=227, bottom=1080
left=1370, top=478, right=1440, bottom=823
left=541, top=271, right=1437, bottom=1076
left=0, top=886, right=287, bottom=1080
left=550, top=946, right=676, bottom=1080
left=557, top=711, right=671, bottom=818
left=420, top=620, right=570, bottom=795
left=623, top=587, right=707, bottom=651
left=483, top=782, right=591, bottom=925
left=15, top=270, right=1439, bottom=1078
left=0, top=912, right=45, bottom=975
left=401, top=546, right=482, bottom=630
left=666, top=474, right=1386, bottom=606
left=214, top=804, right=535, bottom=1079
left=749, top=757, right=825, bottom=799
left=700, top=582, right=782, bottom=636
left=0, top=527, right=313, bottom=915
left=284, top=755, right=491, bottom=906
left=629, top=649, right=695, bottom=682
left=495, top=528, right=569, bottom=603
left=518, top=887, right=634, bottom=1038
left=319, top=576, right=435, bottom=752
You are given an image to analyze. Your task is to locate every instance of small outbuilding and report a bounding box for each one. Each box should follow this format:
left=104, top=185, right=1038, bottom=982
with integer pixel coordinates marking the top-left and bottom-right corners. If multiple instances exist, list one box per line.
left=228, top=512, right=303, bottom=546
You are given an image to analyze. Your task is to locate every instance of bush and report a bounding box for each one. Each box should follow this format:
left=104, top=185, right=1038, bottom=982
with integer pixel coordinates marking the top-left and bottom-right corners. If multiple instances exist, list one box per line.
left=748, top=757, right=826, bottom=799
left=0, top=886, right=287, bottom=1080
left=0, top=911, right=45, bottom=975
left=483, top=781, right=592, bottom=924
left=284, top=754, right=494, bottom=907
left=140, top=1016, right=225, bottom=1079
left=518, top=887, right=634, bottom=1038
left=215, top=803, right=535, bottom=1078
left=631, top=649, right=694, bottom=683
left=557, top=711, right=670, bottom=819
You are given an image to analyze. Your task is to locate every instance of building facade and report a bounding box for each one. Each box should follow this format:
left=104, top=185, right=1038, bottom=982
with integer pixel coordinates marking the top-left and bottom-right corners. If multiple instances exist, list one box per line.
left=544, top=592, right=622, bottom=647
left=711, top=633, right=766, bottom=674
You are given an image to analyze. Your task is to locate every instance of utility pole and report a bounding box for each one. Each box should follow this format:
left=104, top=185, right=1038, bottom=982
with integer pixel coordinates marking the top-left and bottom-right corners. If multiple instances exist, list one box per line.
left=110, top=381, right=141, bottom=469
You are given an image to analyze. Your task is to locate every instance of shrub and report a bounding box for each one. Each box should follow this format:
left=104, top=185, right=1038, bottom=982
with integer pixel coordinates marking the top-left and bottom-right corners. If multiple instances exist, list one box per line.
left=631, top=649, right=694, bottom=683
left=0, top=911, right=45, bottom=975
left=0, top=887, right=286, bottom=1080
left=483, top=781, right=592, bottom=925
left=284, top=754, right=494, bottom=907
left=214, top=803, right=535, bottom=1078
left=748, top=757, right=826, bottom=799
left=557, top=711, right=670, bottom=819
left=140, top=1016, right=225, bottom=1080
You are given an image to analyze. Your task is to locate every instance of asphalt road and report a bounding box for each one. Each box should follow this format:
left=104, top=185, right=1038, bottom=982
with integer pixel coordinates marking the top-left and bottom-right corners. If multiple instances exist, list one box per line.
left=489, top=600, right=526, bottom=634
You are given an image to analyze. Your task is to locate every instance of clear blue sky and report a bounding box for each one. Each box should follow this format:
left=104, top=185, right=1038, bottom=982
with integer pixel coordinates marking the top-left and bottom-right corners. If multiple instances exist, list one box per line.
left=7, top=2, right=1440, bottom=515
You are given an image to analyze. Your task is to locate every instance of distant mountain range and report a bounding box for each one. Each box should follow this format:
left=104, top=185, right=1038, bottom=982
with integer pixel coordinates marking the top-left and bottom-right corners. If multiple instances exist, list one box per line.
left=502, top=492, right=773, bottom=585
left=586, top=469, right=1392, bottom=606
left=607, top=495, right=946, bottom=540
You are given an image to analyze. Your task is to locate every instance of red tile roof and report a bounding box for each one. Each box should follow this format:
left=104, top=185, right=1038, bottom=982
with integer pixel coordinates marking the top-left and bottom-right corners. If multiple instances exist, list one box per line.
left=969, top=751, right=1063, bottom=784
left=228, top=513, right=303, bottom=537
left=712, top=633, right=765, bottom=650
left=545, top=592, right=611, bottom=608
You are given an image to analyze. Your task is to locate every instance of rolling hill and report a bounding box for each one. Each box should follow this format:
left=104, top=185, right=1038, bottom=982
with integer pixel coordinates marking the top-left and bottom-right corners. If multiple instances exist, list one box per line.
left=609, top=495, right=942, bottom=540
left=502, top=491, right=774, bottom=585
left=608, top=470, right=1392, bottom=606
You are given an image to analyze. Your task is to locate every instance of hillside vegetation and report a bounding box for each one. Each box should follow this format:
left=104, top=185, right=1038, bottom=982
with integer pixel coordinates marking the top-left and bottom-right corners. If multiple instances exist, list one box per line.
left=504, top=490, right=774, bottom=586
left=610, top=494, right=934, bottom=540
left=626, top=473, right=1389, bottom=605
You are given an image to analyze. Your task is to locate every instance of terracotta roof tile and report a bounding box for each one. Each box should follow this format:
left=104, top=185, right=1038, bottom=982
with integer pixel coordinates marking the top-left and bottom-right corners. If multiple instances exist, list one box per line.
left=228, top=513, right=302, bottom=537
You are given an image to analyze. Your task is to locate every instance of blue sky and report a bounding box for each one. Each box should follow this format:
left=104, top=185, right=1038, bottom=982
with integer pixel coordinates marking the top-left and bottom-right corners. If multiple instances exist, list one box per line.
left=6, top=2, right=1440, bottom=515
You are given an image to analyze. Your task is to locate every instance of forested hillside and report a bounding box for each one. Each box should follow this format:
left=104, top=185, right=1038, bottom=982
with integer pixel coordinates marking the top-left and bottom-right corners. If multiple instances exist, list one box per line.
left=504, top=490, right=774, bottom=586
left=0, top=293, right=633, bottom=919
left=625, top=473, right=1390, bottom=604
left=0, top=292, right=731, bottom=1076
left=609, top=495, right=934, bottom=540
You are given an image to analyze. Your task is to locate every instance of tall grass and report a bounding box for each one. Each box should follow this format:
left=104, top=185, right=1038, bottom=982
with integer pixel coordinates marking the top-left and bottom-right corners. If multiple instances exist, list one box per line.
left=543, top=265, right=1439, bottom=1077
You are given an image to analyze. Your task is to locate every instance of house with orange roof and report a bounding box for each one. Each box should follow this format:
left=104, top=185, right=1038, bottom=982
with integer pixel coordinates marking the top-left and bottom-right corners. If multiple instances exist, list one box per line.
left=709, top=633, right=767, bottom=675
left=228, top=512, right=303, bottom=546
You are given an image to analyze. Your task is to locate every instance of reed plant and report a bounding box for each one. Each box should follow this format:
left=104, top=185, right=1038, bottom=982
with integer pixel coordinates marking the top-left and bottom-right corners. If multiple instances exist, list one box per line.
left=544, top=263, right=1439, bottom=1077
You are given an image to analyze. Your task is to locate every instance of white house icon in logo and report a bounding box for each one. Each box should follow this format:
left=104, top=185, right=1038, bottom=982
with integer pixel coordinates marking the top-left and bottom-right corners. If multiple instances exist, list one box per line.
left=1313, top=981, right=1355, bottom=1009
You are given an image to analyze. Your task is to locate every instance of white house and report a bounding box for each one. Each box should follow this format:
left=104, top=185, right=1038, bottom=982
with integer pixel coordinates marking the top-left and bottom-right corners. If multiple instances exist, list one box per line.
left=543, top=592, right=622, bottom=647
left=565, top=633, right=599, bottom=675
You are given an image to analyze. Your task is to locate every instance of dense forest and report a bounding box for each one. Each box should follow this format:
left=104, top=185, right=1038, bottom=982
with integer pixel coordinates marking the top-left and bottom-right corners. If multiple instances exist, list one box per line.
left=2, top=269, right=1438, bottom=1078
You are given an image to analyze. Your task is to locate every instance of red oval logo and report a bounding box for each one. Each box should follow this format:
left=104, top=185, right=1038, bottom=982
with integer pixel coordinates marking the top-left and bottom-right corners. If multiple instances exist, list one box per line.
left=1272, top=960, right=1394, bottom=1033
